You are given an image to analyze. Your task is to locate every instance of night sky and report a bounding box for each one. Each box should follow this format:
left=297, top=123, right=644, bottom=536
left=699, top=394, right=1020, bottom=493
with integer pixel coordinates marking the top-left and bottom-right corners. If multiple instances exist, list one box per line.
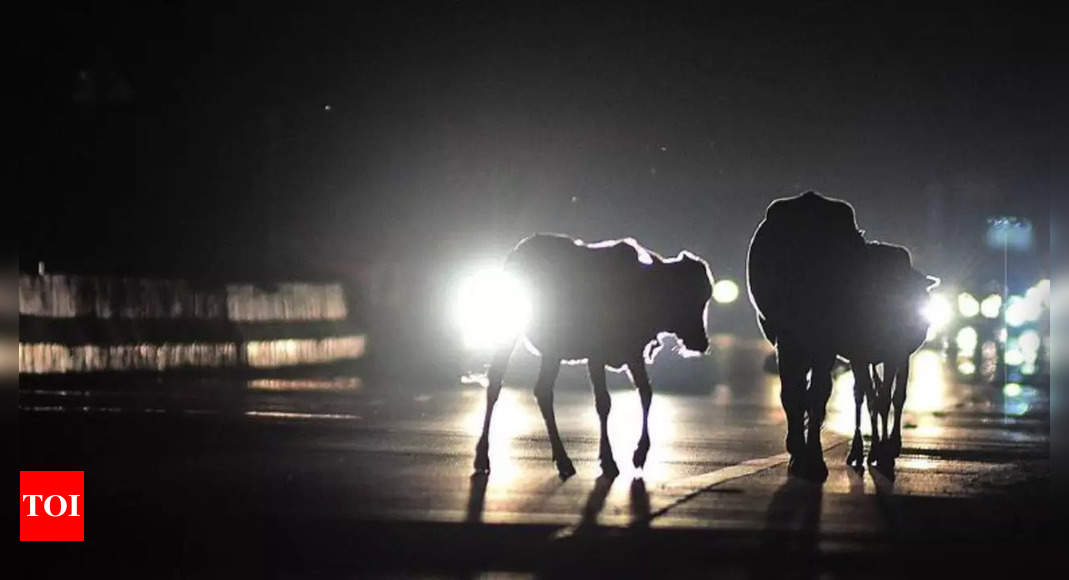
left=24, top=2, right=1050, bottom=289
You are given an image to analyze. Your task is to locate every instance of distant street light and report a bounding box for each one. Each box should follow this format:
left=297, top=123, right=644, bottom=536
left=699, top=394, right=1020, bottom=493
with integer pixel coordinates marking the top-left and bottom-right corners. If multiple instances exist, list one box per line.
left=712, top=279, right=739, bottom=304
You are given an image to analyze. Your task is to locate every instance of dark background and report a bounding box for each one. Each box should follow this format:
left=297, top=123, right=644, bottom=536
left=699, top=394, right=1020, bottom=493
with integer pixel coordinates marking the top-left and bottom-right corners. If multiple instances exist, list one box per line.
left=21, top=2, right=1051, bottom=302
left=14, top=6, right=1062, bottom=569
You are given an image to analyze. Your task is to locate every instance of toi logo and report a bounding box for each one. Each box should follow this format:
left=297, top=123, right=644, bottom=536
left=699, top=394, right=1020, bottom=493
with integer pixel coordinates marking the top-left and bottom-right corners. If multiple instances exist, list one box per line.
left=20, top=471, right=84, bottom=541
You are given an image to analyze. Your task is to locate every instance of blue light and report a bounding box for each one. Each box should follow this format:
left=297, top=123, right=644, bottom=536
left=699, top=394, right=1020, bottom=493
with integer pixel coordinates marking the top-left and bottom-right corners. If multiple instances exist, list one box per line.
left=985, top=216, right=1033, bottom=252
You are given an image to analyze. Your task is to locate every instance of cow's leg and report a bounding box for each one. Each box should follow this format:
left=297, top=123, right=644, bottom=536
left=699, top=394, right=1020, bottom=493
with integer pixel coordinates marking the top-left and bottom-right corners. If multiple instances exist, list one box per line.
left=628, top=357, right=654, bottom=469
left=870, top=362, right=897, bottom=475
left=802, top=351, right=836, bottom=481
left=588, top=358, right=618, bottom=477
left=846, top=362, right=867, bottom=468
left=876, top=363, right=893, bottom=447
left=474, top=344, right=513, bottom=473
left=865, top=363, right=882, bottom=465
left=534, top=355, right=573, bottom=479
left=888, top=356, right=910, bottom=458
left=776, top=341, right=808, bottom=469
left=853, top=361, right=882, bottom=465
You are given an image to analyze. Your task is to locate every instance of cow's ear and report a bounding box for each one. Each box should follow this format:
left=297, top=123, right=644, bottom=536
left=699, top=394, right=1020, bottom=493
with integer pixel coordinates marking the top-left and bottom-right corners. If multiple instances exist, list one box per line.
left=925, top=275, right=941, bottom=291
left=678, top=251, right=703, bottom=268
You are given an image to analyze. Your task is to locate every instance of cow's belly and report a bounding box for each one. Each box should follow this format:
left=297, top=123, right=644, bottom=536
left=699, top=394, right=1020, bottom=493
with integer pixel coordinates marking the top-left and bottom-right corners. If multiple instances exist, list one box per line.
left=524, top=324, right=651, bottom=365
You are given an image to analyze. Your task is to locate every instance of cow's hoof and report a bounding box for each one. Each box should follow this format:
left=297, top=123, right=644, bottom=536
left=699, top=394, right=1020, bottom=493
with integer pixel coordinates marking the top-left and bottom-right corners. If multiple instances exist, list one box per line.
left=807, top=457, right=829, bottom=482
left=600, top=458, right=620, bottom=478
left=873, top=454, right=896, bottom=479
left=887, top=437, right=902, bottom=458
left=791, top=452, right=828, bottom=482
left=556, top=457, right=577, bottom=480
left=867, top=441, right=881, bottom=465
left=632, top=446, right=649, bottom=469
left=867, top=452, right=878, bottom=466
left=846, top=448, right=864, bottom=469
left=846, top=434, right=865, bottom=469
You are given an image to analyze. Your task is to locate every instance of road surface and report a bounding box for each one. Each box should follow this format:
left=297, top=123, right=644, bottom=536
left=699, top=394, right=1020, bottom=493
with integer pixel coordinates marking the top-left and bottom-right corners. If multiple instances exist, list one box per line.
left=19, top=346, right=1053, bottom=576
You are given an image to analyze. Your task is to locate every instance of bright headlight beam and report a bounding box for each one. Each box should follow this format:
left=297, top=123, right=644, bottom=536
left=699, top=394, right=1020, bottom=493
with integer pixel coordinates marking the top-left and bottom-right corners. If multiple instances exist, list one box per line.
left=922, top=294, right=952, bottom=331
left=453, top=266, right=532, bottom=351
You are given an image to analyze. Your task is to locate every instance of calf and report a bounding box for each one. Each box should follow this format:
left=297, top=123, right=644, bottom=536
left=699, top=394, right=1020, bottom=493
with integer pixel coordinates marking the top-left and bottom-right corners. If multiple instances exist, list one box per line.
left=473, top=234, right=713, bottom=479
left=842, top=242, right=937, bottom=473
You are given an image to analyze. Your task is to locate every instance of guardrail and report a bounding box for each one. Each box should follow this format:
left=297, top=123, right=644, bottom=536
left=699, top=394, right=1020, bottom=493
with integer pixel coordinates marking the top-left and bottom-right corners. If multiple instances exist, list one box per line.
left=19, top=273, right=365, bottom=375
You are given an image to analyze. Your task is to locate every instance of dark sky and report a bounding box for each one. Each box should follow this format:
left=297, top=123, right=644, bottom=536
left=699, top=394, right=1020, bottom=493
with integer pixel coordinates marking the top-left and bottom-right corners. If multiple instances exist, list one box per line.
left=24, top=2, right=1051, bottom=289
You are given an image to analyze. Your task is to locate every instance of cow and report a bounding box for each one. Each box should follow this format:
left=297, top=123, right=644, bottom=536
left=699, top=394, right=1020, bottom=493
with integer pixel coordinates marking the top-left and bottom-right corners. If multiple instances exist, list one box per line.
left=473, top=234, right=713, bottom=479
left=747, top=191, right=867, bottom=480
left=841, top=242, right=937, bottom=474
left=747, top=192, right=936, bottom=480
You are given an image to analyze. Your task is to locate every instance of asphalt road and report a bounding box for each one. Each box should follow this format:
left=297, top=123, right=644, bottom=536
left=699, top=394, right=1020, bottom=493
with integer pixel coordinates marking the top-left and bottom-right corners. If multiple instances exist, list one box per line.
left=18, top=346, right=1054, bottom=576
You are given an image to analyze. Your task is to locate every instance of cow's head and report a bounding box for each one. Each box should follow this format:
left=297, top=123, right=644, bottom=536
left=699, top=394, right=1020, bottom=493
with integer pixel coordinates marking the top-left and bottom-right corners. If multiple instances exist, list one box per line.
left=664, top=252, right=713, bottom=355
left=864, top=242, right=941, bottom=353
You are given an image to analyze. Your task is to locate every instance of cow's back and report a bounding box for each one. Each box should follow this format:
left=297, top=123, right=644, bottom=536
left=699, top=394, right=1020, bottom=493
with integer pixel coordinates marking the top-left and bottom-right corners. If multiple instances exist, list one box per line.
left=747, top=192, right=865, bottom=351
left=840, top=242, right=933, bottom=362
left=507, top=234, right=651, bottom=359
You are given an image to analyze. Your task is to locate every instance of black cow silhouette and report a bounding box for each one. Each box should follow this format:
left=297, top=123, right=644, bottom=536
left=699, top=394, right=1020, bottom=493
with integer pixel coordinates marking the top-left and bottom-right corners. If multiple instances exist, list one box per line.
left=473, top=234, right=713, bottom=479
left=841, top=242, right=937, bottom=474
left=747, top=192, right=865, bottom=480
left=747, top=191, right=936, bottom=480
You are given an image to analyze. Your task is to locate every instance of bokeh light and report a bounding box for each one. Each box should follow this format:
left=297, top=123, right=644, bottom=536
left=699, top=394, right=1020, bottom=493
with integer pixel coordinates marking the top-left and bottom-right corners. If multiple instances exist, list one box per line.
left=980, top=294, right=1002, bottom=319
left=1004, top=296, right=1026, bottom=327
left=957, top=292, right=979, bottom=318
left=955, top=326, right=978, bottom=353
left=1018, top=329, right=1041, bottom=355
left=712, top=279, right=740, bottom=304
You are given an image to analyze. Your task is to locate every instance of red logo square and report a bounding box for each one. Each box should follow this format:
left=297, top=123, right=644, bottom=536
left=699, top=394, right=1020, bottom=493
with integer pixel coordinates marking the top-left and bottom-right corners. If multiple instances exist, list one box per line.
left=20, top=471, right=84, bottom=541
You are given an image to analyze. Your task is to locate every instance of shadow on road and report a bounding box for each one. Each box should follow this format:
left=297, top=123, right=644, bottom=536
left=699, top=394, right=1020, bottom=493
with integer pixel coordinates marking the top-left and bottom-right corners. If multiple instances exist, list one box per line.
left=577, top=474, right=617, bottom=531
left=466, top=473, right=488, bottom=524
left=756, top=477, right=824, bottom=577
left=630, top=477, right=651, bottom=528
